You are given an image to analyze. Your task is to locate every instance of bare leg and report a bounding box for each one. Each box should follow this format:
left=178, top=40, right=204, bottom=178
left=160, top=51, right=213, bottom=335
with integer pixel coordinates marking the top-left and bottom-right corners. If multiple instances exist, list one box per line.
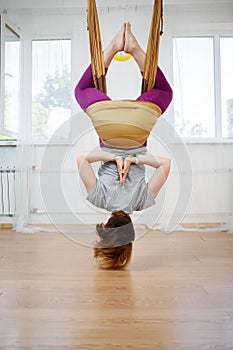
left=103, top=23, right=126, bottom=68
left=75, top=25, right=125, bottom=110
left=124, top=22, right=172, bottom=113
left=124, top=22, right=146, bottom=72
left=103, top=22, right=145, bottom=71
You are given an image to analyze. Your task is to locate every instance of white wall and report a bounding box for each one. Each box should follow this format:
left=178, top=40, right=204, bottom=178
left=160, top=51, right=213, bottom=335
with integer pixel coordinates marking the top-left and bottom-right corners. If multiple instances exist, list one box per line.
left=1, top=2, right=233, bottom=231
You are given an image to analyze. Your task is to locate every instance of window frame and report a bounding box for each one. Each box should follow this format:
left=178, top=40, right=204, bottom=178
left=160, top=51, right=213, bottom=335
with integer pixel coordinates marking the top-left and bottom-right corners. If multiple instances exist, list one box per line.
left=172, top=31, right=233, bottom=144
left=0, top=13, right=20, bottom=143
left=1, top=22, right=74, bottom=146
left=31, top=37, right=72, bottom=143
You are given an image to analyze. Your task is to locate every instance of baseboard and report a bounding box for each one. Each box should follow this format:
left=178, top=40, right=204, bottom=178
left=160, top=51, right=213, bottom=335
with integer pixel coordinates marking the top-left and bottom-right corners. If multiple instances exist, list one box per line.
left=1, top=212, right=232, bottom=233
left=0, top=223, right=13, bottom=229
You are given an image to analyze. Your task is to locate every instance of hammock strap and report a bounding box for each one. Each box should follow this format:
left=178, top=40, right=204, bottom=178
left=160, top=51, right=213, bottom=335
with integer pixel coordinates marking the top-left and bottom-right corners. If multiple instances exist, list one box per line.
left=87, top=0, right=163, bottom=94
left=141, top=0, right=163, bottom=93
left=87, top=0, right=107, bottom=94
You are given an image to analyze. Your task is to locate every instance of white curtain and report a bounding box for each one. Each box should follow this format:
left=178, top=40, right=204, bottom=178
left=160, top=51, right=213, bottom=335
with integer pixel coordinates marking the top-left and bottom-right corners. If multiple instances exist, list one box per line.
left=13, top=28, right=72, bottom=233
left=13, top=30, right=36, bottom=233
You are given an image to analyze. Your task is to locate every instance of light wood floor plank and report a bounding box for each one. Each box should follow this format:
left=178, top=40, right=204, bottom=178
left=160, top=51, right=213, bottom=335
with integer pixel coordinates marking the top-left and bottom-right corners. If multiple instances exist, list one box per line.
left=0, top=229, right=233, bottom=349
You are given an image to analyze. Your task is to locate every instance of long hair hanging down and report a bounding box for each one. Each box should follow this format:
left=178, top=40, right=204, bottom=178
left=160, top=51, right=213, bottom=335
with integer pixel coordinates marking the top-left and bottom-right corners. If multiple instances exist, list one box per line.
left=93, top=215, right=135, bottom=269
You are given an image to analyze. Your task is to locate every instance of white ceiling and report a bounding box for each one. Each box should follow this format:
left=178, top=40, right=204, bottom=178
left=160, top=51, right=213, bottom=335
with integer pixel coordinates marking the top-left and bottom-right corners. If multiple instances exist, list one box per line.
left=0, top=0, right=232, bottom=9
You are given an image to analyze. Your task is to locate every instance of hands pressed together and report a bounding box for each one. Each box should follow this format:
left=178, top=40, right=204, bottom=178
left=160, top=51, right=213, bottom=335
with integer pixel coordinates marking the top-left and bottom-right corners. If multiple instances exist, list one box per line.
left=77, top=149, right=170, bottom=197
left=114, top=155, right=138, bottom=185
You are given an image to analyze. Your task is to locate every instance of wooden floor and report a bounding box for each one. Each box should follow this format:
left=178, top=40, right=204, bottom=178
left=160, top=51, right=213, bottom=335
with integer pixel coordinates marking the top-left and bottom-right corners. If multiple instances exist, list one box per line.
left=0, top=228, right=233, bottom=350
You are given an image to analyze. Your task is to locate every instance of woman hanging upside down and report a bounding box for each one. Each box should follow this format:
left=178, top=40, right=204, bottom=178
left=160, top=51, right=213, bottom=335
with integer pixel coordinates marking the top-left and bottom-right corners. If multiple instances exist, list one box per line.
left=75, top=23, right=172, bottom=269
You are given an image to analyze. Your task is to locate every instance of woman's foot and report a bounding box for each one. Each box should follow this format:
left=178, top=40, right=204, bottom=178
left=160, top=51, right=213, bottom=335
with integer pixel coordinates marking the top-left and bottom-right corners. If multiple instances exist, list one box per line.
left=114, top=23, right=126, bottom=53
left=106, top=23, right=125, bottom=53
left=124, top=22, right=138, bottom=54
left=124, top=22, right=146, bottom=72
left=103, top=23, right=126, bottom=68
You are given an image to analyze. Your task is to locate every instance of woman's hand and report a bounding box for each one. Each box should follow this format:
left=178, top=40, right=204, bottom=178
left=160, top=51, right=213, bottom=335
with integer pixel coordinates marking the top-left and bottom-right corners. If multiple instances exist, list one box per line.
left=121, top=156, right=138, bottom=184
left=114, top=154, right=138, bottom=185
left=114, top=156, right=124, bottom=185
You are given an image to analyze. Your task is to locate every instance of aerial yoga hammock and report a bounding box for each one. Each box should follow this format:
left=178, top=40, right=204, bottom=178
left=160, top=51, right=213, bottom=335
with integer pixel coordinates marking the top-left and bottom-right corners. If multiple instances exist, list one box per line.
left=75, top=0, right=173, bottom=149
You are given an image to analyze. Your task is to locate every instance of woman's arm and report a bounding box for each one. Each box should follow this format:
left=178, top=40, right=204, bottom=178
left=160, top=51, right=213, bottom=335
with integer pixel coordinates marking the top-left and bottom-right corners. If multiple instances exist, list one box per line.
left=123, top=154, right=171, bottom=198
left=77, top=150, right=171, bottom=197
left=77, top=150, right=124, bottom=192
left=145, top=155, right=171, bottom=198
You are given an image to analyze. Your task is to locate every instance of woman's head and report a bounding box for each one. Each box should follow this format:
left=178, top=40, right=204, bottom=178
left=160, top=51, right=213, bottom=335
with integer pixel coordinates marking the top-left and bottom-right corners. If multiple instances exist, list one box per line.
left=93, top=213, right=135, bottom=269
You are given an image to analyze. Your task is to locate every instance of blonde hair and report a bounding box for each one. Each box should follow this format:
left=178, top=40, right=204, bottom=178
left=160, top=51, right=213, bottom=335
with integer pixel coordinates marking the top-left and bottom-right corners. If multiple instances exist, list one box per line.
left=93, top=215, right=135, bottom=269
left=94, top=243, right=133, bottom=269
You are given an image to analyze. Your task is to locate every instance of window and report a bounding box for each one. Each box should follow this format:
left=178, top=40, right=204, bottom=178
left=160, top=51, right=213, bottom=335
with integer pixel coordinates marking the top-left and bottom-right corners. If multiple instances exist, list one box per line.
left=32, top=39, right=71, bottom=140
left=173, top=36, right=233, bottom=140
left=0, top=15, right=20, bottom=140
left=173, top=37, right=215, bottom=138
left=221, top=37, right=233, bottom=138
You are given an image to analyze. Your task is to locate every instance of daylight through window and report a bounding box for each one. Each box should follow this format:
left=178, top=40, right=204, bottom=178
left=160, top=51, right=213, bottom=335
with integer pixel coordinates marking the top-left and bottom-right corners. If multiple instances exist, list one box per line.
left=32, top=39, right=71, bottom=140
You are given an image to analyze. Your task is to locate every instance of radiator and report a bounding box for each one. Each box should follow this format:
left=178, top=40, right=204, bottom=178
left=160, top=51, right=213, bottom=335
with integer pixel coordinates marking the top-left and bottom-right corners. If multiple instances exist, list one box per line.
left=0, top=167, right=15, bottom=216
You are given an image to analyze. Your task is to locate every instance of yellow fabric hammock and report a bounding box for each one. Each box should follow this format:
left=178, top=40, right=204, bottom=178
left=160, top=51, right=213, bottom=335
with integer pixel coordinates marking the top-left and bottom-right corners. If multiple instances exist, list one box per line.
left=86, top=100, right=162, bottom=149
left=87, top=0, right=163, bottom=149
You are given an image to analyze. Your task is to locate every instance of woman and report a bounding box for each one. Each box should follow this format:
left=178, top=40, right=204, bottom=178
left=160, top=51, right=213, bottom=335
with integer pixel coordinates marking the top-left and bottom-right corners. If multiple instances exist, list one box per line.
left=75, top=23, right=172, bottom=269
